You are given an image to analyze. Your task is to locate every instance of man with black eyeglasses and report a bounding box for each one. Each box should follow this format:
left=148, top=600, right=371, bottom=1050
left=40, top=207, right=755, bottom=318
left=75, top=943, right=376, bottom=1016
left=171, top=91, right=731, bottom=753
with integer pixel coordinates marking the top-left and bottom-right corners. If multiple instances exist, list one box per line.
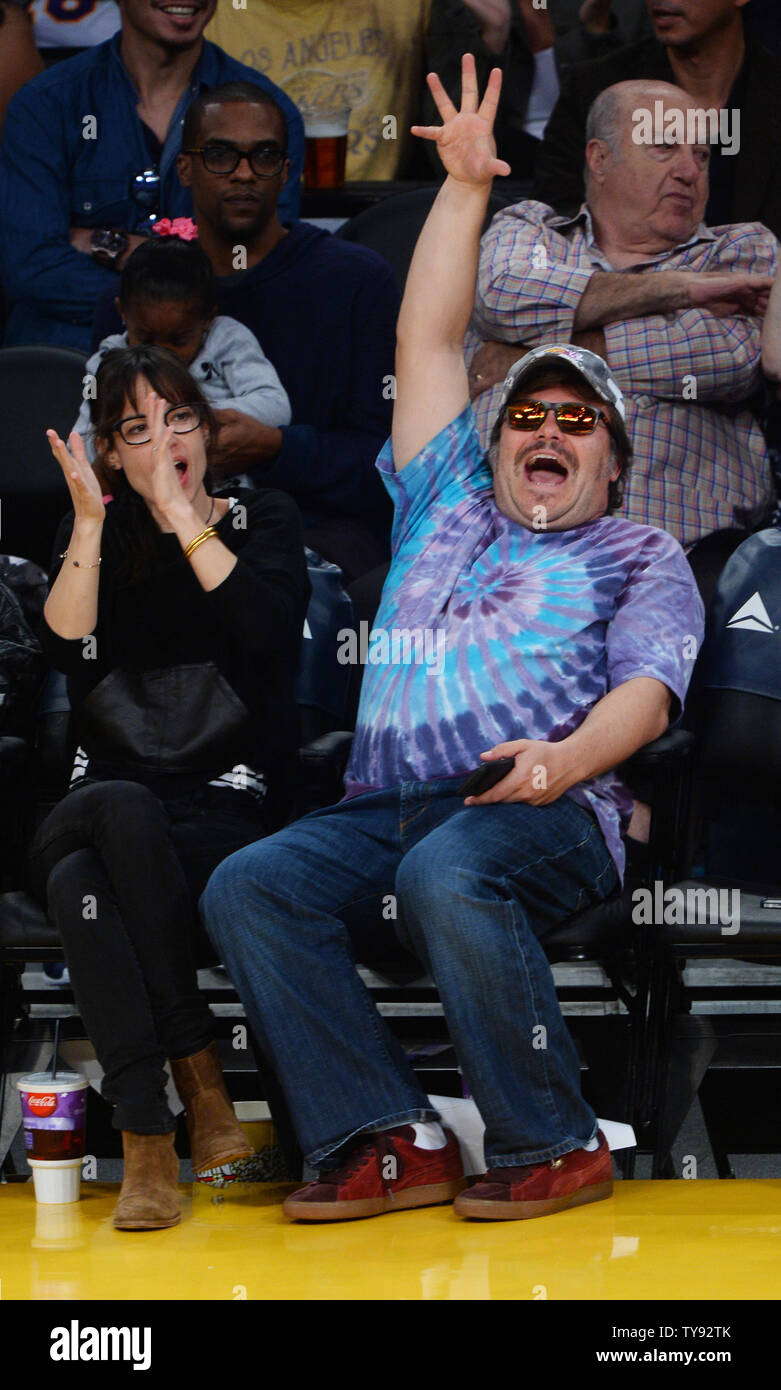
left=0, top=0, right=303, bottom=350
left=177, top=83, right=400, bottom=580
left=201, top=60, right=704, bottom=1225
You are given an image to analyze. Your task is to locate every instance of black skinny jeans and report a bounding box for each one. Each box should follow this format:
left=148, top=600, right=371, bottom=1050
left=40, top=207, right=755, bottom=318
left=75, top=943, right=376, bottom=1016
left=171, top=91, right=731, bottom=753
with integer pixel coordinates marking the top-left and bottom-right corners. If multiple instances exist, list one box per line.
left=28, top=779, right=269, bottom=1135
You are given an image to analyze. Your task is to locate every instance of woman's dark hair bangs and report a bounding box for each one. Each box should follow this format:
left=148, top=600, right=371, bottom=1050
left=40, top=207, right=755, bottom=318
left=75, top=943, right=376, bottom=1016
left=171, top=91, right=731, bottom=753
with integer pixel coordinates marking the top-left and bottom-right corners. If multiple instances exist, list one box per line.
left=90, top=345, right=215, bottom=436
left=86, top=346, right=216, bottom=583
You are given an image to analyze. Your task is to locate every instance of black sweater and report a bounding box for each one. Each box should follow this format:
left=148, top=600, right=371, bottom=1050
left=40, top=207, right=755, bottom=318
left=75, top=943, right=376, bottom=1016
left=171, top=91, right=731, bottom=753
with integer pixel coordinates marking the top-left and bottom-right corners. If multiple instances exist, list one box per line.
left=40, top=489, right=311, bottom=801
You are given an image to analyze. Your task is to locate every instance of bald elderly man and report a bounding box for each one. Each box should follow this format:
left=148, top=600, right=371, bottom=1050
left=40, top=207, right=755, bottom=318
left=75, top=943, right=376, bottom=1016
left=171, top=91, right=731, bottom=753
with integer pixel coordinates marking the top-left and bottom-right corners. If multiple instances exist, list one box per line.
left=467, top=79, right=776, bottom=584
left=534, top=0, right=781, bottom=236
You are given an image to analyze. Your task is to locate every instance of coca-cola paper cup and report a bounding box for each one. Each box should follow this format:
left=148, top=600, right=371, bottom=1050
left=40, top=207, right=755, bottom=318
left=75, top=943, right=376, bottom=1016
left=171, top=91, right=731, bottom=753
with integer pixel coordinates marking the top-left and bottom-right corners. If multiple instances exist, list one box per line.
left=17, top=1073, right=88, bottom=1203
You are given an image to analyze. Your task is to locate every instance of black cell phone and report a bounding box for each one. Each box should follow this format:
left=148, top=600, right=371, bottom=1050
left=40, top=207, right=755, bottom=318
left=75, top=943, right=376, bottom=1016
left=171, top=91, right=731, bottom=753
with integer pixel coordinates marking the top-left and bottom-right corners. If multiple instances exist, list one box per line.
left=459, top=756, right=516, bottom=797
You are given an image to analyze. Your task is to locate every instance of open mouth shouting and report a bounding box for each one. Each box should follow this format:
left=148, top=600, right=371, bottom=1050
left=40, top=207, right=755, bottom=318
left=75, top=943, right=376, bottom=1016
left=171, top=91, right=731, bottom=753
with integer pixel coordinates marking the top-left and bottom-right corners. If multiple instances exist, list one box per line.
left=173, top=458, right=189, bottom=485
left=520, top=448, right=573, bottom=491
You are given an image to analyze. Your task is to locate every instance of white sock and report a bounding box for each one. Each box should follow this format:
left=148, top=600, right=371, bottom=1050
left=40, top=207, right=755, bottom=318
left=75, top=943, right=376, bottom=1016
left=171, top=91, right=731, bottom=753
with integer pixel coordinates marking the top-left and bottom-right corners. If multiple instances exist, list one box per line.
left=583, top=1134, right=600, bottom=1152
left=410, top=1121, right=447, bottom=1150
left=371, top=1120, right=447, bottom=1149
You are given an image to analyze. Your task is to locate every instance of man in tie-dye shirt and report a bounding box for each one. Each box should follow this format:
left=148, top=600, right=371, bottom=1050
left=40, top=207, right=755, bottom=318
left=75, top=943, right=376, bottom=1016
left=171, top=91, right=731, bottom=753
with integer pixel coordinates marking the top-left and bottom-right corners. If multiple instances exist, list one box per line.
left=203, top=57, right=704, bottom=1225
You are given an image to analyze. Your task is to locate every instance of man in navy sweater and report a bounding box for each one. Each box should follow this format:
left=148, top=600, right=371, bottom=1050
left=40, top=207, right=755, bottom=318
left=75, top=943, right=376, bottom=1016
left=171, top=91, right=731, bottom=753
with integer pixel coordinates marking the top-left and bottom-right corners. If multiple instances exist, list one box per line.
left=93, top=83, right=397, bottom=580
left=0, top=0, right=303, bottom=350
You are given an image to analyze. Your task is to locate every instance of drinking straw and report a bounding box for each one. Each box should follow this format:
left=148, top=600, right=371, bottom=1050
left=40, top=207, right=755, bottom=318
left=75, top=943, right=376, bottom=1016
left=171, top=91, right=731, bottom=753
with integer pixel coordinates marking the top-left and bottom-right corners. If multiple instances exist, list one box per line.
left=50, top=1017, right=61, bottom=1079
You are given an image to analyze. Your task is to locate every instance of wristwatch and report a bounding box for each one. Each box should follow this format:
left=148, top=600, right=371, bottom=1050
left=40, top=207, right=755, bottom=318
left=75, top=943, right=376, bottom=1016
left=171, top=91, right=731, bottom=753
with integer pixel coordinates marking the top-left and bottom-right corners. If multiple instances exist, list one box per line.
left=89, top=228, right=129, bottom=268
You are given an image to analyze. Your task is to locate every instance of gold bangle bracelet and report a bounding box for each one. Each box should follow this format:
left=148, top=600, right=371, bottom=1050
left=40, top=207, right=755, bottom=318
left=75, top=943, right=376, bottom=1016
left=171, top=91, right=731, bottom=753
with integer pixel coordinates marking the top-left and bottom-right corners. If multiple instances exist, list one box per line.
left=182, top=526, right=218, bottom=560
left=59, top=549, right=101, bottom=569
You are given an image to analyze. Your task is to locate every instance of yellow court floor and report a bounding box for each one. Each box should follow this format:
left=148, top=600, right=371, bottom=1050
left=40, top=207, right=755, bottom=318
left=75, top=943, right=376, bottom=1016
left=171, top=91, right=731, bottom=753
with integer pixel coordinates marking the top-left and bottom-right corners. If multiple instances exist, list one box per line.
left=1, top=1178, right=781, bottom=1300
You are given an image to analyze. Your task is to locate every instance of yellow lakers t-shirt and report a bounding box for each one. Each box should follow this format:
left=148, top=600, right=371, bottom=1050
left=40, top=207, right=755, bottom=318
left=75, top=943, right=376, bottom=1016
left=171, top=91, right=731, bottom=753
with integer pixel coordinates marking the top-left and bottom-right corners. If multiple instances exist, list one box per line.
left=207, top=0, right=432, bottom=180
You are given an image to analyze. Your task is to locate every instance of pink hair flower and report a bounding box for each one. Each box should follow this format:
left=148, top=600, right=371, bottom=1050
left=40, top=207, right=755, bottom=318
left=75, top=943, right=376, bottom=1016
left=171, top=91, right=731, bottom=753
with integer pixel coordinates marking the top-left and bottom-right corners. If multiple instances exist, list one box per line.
left=152, top=217, right=199, bottom=241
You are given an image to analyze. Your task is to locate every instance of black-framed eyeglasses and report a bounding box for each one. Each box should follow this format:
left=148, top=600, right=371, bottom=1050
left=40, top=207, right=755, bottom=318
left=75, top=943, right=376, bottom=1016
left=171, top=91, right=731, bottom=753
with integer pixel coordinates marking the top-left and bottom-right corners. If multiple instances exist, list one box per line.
left=130, top=166, right=161, bottom=217
left=182, top=142, right=288, bottom=178
left=505, top=400, right=610, bottom=435
left=116, top=402, right=205, bottom=446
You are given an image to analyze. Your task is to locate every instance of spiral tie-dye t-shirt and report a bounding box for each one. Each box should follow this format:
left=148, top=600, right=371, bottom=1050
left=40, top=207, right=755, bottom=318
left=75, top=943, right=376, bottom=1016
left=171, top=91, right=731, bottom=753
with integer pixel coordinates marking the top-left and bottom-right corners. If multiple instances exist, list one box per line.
left=345, top=407, right=705, bottom=880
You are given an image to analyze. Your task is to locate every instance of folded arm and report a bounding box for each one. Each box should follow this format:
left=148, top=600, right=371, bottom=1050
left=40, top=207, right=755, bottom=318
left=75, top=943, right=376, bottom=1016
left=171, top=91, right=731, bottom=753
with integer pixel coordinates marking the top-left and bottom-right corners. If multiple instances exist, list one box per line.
left=604, top=307, right=765, bottom=401
left=473, top=202, right=594, bottom=345
left=597, top=234, right=775, bottom=399
left=472, top=211, right=774, bottom=397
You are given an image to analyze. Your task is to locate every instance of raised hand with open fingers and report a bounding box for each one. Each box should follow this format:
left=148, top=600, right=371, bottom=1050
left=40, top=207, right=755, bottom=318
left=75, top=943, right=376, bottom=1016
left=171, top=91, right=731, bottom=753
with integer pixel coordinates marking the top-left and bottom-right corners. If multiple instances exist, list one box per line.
left=143, top=390, right=182, bottom=519
left=411, top=53, right=511, bottom=185
left=46, top=428, right=105, bottom=525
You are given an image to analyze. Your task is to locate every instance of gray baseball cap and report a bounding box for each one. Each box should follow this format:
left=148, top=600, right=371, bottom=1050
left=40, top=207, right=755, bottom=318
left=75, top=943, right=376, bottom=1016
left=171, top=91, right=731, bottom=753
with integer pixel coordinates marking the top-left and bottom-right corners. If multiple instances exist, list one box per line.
left=490, top=344, right=627, bottom=442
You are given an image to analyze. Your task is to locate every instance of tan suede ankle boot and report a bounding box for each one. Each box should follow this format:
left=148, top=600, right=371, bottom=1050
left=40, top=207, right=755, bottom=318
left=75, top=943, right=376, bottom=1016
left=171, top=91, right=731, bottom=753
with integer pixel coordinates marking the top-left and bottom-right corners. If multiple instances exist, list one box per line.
left=113, top=1131, right=181, bottom=1230
left=170, top=1042, right=253, bottom=1176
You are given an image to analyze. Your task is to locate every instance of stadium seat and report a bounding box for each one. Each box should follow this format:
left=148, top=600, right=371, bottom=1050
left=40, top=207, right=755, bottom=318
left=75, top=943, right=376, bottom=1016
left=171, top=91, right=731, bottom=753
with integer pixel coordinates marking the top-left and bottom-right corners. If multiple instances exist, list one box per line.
left=0, top=346, right=88, bottom=568
left=644, top=532, right=781, bottom=1176
left=295, top=550, right=354, bottom=745
left=336, top=185, right=519, bottom=292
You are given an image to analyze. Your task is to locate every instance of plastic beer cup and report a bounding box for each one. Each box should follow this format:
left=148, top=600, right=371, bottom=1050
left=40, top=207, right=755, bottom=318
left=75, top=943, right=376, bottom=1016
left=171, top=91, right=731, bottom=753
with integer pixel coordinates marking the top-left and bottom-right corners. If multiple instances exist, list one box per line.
left=302, top=106, right=350, bottom=189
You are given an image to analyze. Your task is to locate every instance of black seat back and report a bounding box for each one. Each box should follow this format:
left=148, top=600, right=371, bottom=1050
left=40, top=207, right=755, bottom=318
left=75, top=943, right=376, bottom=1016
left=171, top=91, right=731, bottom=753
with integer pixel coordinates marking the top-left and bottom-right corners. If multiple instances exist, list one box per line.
left=337, top=186, right=517, bottom=292
left=296, top=550, right=354, bottom=745
left=699, top=529, right=781, bottom=788
left=697, top=530, right=781, bottom=883
left=0, top=346, right=87, bottom=568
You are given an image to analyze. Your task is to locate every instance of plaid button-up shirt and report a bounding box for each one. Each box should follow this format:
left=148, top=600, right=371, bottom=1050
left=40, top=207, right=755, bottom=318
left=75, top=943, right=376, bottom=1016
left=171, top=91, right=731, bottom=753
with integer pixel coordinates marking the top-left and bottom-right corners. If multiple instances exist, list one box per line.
left=467, top=203, right=779, bottom=548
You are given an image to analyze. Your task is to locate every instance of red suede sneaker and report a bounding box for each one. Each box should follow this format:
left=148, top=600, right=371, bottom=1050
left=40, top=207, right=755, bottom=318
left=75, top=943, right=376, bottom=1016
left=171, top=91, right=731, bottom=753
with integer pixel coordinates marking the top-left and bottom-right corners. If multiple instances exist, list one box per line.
left=454, top=1130, right=613, bottom=1220
left=282, top=1125, right=465, bottom=1221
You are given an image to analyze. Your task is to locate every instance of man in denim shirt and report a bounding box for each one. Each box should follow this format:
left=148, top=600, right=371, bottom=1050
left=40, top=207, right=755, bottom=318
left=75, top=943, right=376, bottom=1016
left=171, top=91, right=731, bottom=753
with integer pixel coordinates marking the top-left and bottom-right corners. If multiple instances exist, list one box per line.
left=0, top=0, right=303, bottom=349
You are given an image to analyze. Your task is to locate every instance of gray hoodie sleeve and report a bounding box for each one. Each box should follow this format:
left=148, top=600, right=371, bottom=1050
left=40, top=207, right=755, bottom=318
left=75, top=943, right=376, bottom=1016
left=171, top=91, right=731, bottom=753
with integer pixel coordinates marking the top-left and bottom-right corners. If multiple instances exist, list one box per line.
left=72, top=334, right=128, bottom=461
left=195, top=316, right=292, bottom=427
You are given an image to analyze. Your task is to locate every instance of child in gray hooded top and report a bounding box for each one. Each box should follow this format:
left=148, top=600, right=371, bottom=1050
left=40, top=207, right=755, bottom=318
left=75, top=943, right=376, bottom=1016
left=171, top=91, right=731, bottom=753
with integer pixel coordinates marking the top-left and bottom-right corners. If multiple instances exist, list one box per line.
left=74, top=236, right=290, bottom=460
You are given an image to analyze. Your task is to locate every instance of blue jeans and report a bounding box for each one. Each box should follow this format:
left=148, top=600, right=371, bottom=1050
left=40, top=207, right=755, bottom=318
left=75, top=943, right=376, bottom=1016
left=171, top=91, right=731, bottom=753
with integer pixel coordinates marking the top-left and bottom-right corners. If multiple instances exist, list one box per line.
left=201, top=781, right=618, bottom=1169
